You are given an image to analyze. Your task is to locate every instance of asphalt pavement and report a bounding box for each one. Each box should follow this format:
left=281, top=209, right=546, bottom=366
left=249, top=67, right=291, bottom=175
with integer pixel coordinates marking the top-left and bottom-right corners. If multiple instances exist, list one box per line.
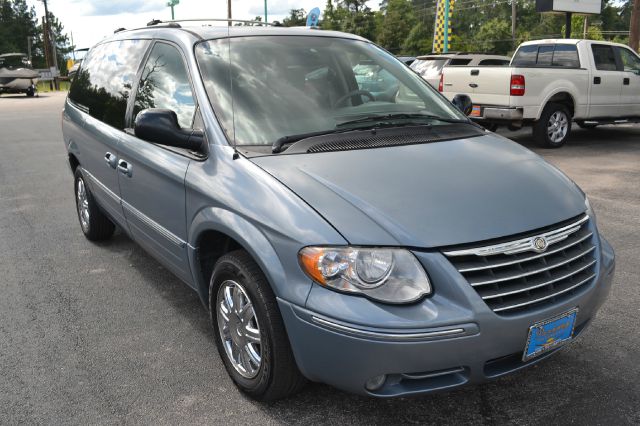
left=1, top=92, right=639, bottom=425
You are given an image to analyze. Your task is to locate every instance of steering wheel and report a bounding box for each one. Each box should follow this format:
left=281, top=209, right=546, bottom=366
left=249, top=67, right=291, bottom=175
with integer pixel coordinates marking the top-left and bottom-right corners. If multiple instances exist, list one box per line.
left=332, top=90, right=376, bottom=108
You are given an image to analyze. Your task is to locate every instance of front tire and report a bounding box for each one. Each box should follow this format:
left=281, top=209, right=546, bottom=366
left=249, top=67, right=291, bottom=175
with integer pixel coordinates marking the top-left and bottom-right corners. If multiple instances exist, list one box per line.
left=26, top=86, right=35, bottom=97
left=533, top=103, right=572, bottom=148
left=74, top=168, right=115, bottom=241
left=209, top=250, right=305, bottom=401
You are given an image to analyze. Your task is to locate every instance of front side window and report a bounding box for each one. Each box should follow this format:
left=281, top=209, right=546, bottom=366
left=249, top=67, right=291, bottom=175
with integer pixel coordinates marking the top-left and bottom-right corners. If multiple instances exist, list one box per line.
left=591, top=45, right=618, bottom=71
left=133, top=42, right=196, bottom=129
left=195, top=36, right=464, bottom=147
left=617, top=47, right=640, bottom=73
left=68, top=39, right=149, bottom=129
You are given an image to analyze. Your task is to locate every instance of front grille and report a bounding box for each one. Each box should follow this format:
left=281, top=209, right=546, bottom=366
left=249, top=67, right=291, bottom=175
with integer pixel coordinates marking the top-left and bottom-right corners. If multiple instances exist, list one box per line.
left=443, top=214, right=597, bottom=315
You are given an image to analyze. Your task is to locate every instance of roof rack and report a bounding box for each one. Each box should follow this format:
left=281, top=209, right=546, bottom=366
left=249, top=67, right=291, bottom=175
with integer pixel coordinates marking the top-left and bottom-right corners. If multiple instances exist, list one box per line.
left=146, top=18, right=279, bottom=27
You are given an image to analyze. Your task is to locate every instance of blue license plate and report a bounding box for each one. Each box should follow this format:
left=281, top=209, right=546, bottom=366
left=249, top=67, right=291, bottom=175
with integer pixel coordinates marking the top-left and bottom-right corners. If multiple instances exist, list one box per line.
left=523, top=308, right=578, bottom=361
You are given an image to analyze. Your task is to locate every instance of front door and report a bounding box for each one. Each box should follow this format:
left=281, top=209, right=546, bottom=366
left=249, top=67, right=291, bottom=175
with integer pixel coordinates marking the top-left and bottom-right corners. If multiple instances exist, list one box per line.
left=117, top=41, right=197, bottom=283
left=615, top=46, right=640, bottom=117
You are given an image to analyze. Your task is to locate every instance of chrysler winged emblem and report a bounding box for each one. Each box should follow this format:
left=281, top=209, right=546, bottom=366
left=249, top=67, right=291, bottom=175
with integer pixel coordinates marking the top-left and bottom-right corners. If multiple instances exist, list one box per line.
left=532, top=236, right=548, bottom=252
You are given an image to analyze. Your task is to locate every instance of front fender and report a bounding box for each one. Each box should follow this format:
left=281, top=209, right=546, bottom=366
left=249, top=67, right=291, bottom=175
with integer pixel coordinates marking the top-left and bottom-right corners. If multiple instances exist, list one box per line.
left=188, top=207, right=311, bottom=307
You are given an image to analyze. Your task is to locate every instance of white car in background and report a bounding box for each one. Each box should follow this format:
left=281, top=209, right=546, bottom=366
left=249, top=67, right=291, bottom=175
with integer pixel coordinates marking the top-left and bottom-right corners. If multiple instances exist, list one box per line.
left=439, top=39, right=640, bottom=147
left=410, top=53, right=511, bottom=88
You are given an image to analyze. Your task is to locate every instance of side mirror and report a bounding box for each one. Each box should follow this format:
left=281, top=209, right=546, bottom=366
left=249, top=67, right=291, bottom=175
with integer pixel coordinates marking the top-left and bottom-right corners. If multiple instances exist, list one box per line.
left=134, top=109, right=204, bottom=151
left=452, top=94, right=473, bottom=116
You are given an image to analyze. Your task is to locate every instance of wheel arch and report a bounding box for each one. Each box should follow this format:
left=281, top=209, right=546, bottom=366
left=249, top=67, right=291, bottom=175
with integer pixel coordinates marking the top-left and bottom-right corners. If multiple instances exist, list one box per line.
left=539, top=91, right=576, bottom=120
left=188, top=207, right=289, bottom=308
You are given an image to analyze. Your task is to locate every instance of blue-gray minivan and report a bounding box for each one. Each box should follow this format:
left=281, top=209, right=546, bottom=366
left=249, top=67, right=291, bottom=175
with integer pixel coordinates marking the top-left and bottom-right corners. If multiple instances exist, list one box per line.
left=61, top=22, right=615, bottom=400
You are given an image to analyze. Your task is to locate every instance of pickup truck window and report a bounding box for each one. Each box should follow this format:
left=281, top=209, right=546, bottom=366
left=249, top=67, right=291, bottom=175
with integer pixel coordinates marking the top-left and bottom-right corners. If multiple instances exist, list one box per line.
left=512, top=44, right=579, bottom=68
left=449, top=58, right=472, bottom=66
left=591, top=45, right=618, bottom=71
left=617, top=47, right=640, bottom=73
left=478, top=59, right=510, bottom=66
left=551, top=45, right=580, bottom=68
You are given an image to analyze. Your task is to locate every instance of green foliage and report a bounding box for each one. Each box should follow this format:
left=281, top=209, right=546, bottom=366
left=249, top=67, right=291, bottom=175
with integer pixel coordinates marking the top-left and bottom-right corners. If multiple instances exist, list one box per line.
left=282, top=9, right=307, bottom=27
left=377, top=0, right=417, bottom=53
left=324, top=0, right=634, bottom=56
left=0, top=0, right=72, bottom=73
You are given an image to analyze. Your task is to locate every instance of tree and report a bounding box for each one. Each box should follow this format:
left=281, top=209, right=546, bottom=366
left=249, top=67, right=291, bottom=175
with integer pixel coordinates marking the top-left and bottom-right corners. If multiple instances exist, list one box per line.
left=283, top=8, right=306, bottom=27
left=402, top=22, right=433, bottom=54
left=377, top=0, right=417, bottom=53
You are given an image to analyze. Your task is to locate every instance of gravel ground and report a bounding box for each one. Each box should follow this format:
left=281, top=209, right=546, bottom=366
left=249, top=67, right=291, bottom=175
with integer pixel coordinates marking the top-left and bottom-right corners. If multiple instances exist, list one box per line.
left=1, top=92, right=638, bottom=425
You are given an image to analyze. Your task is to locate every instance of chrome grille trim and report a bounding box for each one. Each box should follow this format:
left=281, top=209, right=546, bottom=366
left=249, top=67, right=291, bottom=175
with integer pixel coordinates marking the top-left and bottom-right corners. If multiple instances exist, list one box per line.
left=457, top=231, right=593, bottom=273
left=443, top=214, right=597, bottom=314
left=469, top=245, right=596, bottom=287
left=492, top=274, right=596, bottom=313
left=481, top=259, right=597, bottom=300
left=444, top=215, right=589, bottom=257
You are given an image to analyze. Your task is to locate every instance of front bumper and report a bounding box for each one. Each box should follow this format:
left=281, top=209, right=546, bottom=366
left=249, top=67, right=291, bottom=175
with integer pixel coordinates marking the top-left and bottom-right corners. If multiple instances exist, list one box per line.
left=278, top=236, right=615, bottom=397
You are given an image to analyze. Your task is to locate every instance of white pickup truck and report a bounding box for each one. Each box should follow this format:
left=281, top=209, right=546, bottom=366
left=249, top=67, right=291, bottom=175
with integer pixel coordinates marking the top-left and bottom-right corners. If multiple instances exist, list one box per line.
left=440, top=39, right=640, bottom=147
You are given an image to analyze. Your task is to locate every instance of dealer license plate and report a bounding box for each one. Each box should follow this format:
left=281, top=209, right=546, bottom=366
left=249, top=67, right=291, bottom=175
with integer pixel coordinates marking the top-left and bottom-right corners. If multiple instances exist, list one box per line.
left=523, top=308, right=578, bottom=361
left=470, top=105, right=481, bottom=117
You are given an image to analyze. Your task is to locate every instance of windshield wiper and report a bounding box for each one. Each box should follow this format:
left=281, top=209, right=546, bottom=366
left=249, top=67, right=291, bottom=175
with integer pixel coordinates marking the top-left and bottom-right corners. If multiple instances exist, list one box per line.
left=272, top=129, right=350, bottom=153
left=336, top=113, right=470, bottom=128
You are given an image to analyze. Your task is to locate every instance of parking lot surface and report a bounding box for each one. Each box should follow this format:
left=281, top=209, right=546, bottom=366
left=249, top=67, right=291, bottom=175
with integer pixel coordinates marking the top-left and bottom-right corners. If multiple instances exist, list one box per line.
left=1, top=92, right=639, bottom=424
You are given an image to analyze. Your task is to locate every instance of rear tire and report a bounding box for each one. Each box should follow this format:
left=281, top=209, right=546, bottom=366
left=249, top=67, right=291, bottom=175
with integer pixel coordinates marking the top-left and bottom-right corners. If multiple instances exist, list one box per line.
left=209, top=250, right=306, bottom=401
left=533, top=103, right=572, bottom=148
left=74, top=168, right=115, bottom=241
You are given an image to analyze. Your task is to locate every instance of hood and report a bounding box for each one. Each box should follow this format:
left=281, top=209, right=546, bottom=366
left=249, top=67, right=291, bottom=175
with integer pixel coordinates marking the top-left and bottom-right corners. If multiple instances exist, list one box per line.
left=251, top=134, right=586, bottom=248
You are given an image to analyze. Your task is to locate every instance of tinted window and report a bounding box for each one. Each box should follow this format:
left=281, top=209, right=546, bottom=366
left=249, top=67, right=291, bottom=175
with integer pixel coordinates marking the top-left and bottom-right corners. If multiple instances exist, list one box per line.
left=69, top=39, right=149, bottom=129
left=449, top=58, right=472, bottom=66
left=512, top=45, right=537, bottom=66
left=552, top=44, right=580, bottom=68
left=478, top=59, right=509, bottom=66
left=133, top=43, right=196, bottom=129
left=617, top=47, right=640, bottom=73
left=537, top=45, right=554, bottom=66
left=410, top=58, right=447, bottom=78
left=591, top=45, right=618, bottom=71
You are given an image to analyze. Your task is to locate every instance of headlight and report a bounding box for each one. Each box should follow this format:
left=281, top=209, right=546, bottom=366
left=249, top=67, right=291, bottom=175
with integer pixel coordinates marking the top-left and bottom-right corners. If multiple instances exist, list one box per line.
left=298, top=247, right=431, bottom=304
left=585, top=196, right=596, bottom=223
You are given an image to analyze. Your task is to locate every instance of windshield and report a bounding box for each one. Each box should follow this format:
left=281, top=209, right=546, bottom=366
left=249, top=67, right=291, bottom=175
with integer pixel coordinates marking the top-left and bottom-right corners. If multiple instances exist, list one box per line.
left=195, top=36, right=464, bottom=147
left=410, top=58, right=447, bottom=78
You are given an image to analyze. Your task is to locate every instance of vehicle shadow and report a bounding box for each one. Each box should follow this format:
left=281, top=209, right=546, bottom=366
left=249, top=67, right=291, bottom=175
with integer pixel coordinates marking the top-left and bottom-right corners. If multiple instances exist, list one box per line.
left=499, top=124, right=640, bottom=153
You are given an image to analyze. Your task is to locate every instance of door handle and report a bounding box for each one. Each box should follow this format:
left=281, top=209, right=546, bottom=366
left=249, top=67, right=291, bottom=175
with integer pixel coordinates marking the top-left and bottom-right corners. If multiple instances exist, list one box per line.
left=469, top=83, right=478, bottom=88
left=117, top=159, right=132, bottom=177
left=593, top=76, right=601, bottom=84
left=623, top=77, right=630, bottom=85
left=104, top=152, right=117, bottom=169
left=470, top=69, right=479, bottom=76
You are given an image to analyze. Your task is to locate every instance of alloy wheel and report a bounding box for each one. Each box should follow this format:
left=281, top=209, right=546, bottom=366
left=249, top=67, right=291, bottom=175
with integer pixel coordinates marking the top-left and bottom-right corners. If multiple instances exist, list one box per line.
left=216, top=280, right=262, bottom=379
left=547, top=111, right=568, bottom=143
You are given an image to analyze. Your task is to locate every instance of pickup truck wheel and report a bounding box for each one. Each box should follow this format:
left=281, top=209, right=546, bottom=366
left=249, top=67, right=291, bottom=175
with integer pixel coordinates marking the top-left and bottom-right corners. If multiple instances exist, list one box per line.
left=533, top=103, right=571, bottom=148
left=74, top=168, right=115, bottom=241
left=209, top=250, right=306, bottom=401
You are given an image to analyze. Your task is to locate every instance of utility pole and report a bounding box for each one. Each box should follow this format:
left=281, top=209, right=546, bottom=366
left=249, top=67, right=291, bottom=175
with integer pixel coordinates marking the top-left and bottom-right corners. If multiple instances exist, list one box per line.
left=565, top=12, right=572, bottom=38
left=511, top=0, right=516, bottom=49
left=631, top=0, right=640, bottom=52
left=264, top=0, right=267, bottom=24
left=227, top=0, right=232, bottom=26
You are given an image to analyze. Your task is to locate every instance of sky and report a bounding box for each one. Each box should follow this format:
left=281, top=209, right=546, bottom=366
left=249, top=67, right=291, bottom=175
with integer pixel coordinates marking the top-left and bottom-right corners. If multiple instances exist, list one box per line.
left=27, top=0, right=378, bottom=50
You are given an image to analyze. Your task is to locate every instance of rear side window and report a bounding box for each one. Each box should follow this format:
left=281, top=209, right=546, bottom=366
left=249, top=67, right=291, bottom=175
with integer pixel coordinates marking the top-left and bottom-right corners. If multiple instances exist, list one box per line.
left=591, top=45, right=618, bottom=71
left=552, top=45, right=580, bottom=68
left=512, top=45, right=537, bottom=66
left=133, top=42, right=196, bottom=129
left=68, top=39, right=149, bottom=129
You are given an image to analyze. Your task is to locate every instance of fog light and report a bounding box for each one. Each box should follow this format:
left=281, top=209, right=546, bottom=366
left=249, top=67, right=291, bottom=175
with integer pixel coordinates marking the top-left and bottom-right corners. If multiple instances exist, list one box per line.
left=365, top=374, right=387, bottom=391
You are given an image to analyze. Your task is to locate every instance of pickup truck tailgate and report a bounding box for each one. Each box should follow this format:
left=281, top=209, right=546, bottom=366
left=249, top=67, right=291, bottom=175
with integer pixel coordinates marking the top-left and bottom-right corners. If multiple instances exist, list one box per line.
left=442, top=66, right=513, bottom=106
